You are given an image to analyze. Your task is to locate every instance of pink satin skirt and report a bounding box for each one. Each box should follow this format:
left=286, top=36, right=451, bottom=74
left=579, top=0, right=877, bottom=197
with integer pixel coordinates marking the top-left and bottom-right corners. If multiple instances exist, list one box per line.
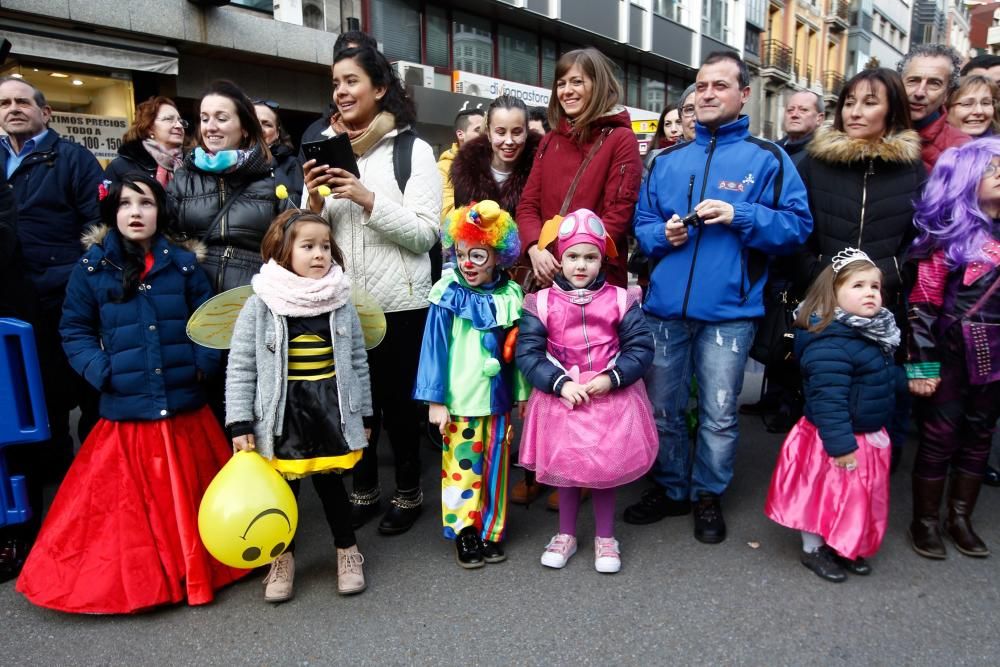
left=764, top=417, right=891, bottom=560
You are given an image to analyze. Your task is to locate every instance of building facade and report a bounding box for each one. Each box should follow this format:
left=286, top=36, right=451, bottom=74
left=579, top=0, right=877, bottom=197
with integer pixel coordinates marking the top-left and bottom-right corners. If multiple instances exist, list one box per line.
left=0, top=0, right=755, bottom=162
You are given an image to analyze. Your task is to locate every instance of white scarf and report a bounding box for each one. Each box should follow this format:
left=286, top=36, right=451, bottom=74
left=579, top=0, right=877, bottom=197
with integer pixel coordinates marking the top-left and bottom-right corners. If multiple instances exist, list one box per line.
left=251, top=259, right=352, bottom=317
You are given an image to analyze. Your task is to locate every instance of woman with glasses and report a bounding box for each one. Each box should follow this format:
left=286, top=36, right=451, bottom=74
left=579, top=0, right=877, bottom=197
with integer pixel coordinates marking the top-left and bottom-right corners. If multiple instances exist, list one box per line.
left=105, top=96, right=187, bottom=187
left=254, top=99, right=304, bottom=205
left=946, top=75, right=1000, bottom=138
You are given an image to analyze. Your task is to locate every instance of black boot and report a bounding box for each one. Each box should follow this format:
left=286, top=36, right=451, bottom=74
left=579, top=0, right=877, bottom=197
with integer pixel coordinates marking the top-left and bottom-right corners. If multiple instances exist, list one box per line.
left=454, top=527, right=484, bottom=569
left=378, top=488, right=423, bottom=535
left=944, top=474, right=990, bottom=558
left=350, top=488, right=381, bottom=529
left=909, top=476, right=947, bottom=560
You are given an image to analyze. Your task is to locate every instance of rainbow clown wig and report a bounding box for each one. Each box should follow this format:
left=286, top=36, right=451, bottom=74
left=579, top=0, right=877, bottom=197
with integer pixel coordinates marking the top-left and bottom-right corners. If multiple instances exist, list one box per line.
left=442, top=200, right=521, bottom=269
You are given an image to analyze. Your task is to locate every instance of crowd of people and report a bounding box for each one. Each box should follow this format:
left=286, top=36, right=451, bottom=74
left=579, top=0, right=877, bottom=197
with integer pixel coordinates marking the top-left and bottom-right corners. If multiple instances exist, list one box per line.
left=1, top=32, right=998, bottom=613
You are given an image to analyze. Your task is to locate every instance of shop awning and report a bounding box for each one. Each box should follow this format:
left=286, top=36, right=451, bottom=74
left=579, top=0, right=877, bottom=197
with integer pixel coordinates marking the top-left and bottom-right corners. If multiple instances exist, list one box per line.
left=0, top=23, right=178, bottom=75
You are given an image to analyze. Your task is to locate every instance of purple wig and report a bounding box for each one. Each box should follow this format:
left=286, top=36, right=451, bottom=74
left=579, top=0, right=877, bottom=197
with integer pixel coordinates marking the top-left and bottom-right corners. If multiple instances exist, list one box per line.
left=912, top=136, right=1000, bottom=267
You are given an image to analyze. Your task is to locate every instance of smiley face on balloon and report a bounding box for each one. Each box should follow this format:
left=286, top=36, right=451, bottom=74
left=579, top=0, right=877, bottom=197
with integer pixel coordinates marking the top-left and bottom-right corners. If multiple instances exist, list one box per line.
left=198, top=451, right=299, bottom=569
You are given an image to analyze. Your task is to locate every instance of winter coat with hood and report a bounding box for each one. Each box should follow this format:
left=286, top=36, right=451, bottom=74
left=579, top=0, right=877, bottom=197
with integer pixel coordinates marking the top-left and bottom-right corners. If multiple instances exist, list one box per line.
left=793, top=125, right=925, bottom=310
left=450, top=131, right=541, bottom=214
left=515, top=108, right=642, bottom=287
left=167, top=145, right=289, bottom=293
left=59, top=226, right=219, bottom=422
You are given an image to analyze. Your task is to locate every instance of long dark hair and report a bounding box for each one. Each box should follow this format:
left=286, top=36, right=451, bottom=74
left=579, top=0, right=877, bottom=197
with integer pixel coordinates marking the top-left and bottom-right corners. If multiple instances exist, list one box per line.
left=99, top=172, right=169, bottom=303
left=333, top=46, right=416, bottom=129
left=548, top=48, right=622, bottom=142
left=833, top=68, right=912, bottom=136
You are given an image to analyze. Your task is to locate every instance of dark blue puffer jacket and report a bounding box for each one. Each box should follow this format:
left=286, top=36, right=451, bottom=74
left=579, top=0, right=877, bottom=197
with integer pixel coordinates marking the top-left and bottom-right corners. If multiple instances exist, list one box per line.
left=796, top=319, right=901, bottom=456
left=60, top=226, right=220, bottom=421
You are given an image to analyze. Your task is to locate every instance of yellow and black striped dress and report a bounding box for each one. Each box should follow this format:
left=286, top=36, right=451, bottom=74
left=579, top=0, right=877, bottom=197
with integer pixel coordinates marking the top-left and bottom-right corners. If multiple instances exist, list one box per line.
left=272, top=314, right=362, bottom=479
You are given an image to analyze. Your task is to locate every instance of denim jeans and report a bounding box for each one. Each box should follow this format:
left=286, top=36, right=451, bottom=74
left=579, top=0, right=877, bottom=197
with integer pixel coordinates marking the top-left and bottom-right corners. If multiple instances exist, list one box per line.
left=643, top=315, right=756, bottom=500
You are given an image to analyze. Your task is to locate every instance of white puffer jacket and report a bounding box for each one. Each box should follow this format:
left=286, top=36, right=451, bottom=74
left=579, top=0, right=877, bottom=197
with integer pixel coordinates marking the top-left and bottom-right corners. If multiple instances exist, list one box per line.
left=316, top=127, right=442, bottom=313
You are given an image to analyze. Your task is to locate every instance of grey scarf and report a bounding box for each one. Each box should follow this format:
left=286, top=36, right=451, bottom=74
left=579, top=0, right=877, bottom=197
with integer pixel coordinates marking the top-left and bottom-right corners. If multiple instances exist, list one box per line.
left=832, top=307, right=900, bottom=354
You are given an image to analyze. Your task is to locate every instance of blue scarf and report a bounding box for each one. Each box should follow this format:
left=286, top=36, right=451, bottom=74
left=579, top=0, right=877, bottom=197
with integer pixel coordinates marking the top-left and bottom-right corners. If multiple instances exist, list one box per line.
left=193, top=146, right=251, bottom=173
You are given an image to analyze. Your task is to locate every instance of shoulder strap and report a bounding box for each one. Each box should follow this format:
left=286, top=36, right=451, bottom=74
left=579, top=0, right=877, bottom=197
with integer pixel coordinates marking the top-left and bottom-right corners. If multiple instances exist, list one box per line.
left=537, top=289, right=550, bottom=328
left=558, top=127, right=613, bottom=216
left=202, top=181, right=251, bottom=243
left=393, top=129, right=416, bottom=194
left=965, top=270, right=1000, bottom=319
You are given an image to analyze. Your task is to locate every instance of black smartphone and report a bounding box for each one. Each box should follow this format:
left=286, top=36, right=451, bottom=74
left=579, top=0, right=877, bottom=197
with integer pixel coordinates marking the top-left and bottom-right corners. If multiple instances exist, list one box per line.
left=302, top=133, right=360, bottom=178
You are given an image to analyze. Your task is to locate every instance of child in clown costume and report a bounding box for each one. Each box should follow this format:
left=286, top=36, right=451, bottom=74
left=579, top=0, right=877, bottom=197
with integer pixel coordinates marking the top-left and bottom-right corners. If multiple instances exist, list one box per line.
left=413, top=200, right=530, bottom=569
left=516, top=208, right=657, bottom=573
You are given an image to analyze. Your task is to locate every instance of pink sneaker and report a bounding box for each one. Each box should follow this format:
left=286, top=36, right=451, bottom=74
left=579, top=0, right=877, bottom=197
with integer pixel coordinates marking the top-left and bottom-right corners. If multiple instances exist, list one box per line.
left=594, top=536, right=621, bottom=573
left=540, top=533, right=577, bottom=569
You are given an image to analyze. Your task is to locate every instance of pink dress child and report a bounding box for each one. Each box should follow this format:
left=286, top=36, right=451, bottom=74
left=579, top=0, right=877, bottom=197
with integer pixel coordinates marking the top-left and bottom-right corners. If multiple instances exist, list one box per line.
left=516, top=208, right=657, bottom=573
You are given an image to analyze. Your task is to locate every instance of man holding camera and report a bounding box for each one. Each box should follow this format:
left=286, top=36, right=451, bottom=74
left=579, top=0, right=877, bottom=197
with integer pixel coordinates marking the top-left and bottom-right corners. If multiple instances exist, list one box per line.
left=628, top=52, right=812, bottom=543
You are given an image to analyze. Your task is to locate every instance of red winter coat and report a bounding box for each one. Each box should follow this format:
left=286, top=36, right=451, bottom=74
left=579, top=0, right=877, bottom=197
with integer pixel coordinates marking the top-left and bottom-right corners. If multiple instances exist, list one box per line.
left=917, top=111, right=970, bottom=173
left=515, top=108, right=642, bottom=287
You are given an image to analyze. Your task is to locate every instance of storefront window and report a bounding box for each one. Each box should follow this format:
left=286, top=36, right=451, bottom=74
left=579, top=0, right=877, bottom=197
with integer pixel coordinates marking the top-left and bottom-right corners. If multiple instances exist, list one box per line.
left=627, top=67, right=640, bottom=108
left=453, top=12, right=493, bottom=76
left=641, top=72, right=665, bottom=113
left=370, top=0, right=421, bottom=63
left=0, top=62, right=135, bottom=165
left=499, top=25, right=538, bottom=86
left=426, top=5, right=450, bottom=68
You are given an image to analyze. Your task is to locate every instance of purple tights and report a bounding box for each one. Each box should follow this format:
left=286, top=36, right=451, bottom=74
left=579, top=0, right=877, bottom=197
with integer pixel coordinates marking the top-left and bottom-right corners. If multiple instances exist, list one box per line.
left=558, top=487, right=616, bottom=538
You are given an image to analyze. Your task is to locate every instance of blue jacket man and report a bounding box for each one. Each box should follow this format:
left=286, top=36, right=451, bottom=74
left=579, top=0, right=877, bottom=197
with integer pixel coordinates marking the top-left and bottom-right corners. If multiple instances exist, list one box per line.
left=626, top=52, right=813, bottom=544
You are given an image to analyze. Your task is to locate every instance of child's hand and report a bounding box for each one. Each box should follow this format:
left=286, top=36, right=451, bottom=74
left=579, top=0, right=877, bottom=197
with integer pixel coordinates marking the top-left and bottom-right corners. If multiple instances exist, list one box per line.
left=909, top=377, right=940, bottom=397
left=560, top=380, right=590, bottom=406
left=833, top=452, right=857, bottom=471
left=517, top=401, right=528, bottom=419
left=232, top=434, right=256, bottom=453
left=428, top=403, right=451, bottom=435
left=585, top=374, right=613, bottom=397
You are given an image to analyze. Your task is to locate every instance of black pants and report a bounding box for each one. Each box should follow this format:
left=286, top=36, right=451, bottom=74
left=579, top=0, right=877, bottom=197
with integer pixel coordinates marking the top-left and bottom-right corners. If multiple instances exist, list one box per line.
left=288, top=473, right=355, bottom=550
left=352, top=308, right=428, bottom=494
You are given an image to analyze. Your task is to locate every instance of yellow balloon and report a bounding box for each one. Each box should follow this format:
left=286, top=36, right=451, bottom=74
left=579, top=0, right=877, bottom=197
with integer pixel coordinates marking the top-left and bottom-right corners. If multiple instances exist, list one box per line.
left=198, top=451, right=299, bottom=569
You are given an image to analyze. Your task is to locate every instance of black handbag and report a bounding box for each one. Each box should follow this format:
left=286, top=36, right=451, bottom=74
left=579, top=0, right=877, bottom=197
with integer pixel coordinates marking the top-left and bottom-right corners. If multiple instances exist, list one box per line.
left=750, top=279, right=798, bottom=366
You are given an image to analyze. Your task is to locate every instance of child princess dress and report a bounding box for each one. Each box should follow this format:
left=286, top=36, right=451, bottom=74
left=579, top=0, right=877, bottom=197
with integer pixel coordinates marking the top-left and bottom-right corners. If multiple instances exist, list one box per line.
left=519, top=282, right=657, bottom=489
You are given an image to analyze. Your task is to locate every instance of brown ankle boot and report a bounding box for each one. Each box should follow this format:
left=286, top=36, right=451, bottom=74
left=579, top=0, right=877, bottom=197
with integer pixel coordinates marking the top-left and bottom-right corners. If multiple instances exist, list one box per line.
left=944, top=474, right=990, bottom=558
left=909, top=476, right=947, bottom=560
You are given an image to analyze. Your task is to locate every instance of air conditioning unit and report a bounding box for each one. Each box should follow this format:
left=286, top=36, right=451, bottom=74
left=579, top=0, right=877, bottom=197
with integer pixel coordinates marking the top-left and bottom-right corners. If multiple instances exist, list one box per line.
left=273, top=0, right=303, bottom=26
left=392, top=60, right=434, bottom=88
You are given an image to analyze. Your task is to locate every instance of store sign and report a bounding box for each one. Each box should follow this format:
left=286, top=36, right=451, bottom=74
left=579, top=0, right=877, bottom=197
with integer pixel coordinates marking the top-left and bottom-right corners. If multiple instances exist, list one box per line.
left=48, top=112, right=128, bottom=160
left=451, top=70, right=659, bottom=123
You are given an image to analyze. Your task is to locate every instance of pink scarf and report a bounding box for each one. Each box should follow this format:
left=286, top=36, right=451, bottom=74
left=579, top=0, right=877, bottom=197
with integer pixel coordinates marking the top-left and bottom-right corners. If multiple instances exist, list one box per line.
left=251, top=260, right=352, bottom=317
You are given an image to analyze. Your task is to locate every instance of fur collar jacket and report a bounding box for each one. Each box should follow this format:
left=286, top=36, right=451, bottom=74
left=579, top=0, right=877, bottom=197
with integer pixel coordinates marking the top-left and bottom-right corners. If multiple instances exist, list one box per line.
left=450, top=132, right=541, bottom=213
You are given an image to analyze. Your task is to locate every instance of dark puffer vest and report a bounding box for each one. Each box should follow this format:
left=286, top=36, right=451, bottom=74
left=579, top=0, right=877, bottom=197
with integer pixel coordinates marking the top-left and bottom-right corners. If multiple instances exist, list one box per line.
left=793, top=126, right=925, bottom=309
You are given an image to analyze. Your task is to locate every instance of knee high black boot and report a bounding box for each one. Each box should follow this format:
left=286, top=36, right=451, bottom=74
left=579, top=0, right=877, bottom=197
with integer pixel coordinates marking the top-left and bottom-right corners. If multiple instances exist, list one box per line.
left=909, top=476, right=947, bottom=560
left=945, top=473, right=990, bottom=558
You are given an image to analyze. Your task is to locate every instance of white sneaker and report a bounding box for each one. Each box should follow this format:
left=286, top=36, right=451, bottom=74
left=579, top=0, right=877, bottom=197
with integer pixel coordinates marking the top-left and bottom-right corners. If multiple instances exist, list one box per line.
left=594, top=537, right=621, bottom=573
left=540, top=533, right=577, bottom=569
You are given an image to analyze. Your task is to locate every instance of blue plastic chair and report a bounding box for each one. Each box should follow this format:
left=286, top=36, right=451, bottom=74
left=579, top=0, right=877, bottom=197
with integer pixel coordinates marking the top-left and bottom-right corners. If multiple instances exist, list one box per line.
left=0, top=318, right=49, bottom=527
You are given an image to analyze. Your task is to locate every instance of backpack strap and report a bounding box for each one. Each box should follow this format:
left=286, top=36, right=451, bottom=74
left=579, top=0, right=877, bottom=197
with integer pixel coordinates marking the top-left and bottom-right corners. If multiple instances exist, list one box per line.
left=393, top=129, right=416, bottom=194
left=536, top=289, right=550, bottom=328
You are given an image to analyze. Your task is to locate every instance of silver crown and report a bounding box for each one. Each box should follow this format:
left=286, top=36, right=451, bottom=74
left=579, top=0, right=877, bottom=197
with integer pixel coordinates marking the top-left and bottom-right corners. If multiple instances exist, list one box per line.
left=831, top=247, right=875, bottom=273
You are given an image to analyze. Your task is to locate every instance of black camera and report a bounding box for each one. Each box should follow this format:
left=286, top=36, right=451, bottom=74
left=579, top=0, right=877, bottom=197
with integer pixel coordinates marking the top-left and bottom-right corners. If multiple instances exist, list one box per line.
left=679, top=211, right=701, bottom=227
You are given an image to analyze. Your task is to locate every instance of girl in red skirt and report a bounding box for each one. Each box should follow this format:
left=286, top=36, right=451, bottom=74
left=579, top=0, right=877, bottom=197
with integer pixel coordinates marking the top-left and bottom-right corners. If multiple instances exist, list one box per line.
left=16, top=173, right=247, bottom=613
left=765, top=249, right=903, bottom=583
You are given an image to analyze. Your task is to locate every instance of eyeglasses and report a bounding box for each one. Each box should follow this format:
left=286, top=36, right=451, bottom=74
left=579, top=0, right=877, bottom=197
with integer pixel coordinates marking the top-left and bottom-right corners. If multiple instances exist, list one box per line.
left=253, top=99, right=280, bottom=110
left=984, top=163, right=1000, bottom=178
left=681, top=105, right=696, bottom=118
left=156, top=115, right=189, bottom=128
left=956, top=98, right=994, bottom=110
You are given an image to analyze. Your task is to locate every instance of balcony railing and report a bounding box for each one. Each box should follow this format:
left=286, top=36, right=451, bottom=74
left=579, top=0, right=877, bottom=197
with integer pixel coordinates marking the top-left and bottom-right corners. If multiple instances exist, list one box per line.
left=762, top=39, right=793, bottom=77
left=823, top=70, right=845, bottom=98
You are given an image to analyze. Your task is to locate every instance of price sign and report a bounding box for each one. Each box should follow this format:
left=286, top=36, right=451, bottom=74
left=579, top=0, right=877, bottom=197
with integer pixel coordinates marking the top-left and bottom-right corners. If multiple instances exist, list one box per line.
left=48, top=112, right=128, bottom=160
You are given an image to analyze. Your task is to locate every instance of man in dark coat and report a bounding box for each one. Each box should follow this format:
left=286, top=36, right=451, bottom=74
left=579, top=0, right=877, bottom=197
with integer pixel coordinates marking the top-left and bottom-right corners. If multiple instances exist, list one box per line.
left=777, top=91, right=824, bottom=167
left=0, top=76, right=103, bottom=580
